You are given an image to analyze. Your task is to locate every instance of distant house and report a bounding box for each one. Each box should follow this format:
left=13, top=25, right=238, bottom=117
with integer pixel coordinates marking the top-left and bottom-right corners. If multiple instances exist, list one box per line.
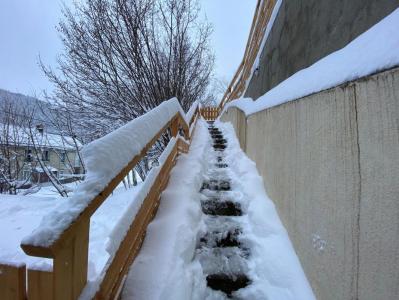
left=0, top=124, right=83, bottom=186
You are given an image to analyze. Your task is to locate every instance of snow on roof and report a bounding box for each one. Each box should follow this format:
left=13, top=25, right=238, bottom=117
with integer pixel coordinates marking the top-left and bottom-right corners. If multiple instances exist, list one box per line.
left=33, top=166, right=58, bottom=173
left=22, top=98, right=191, bottom=248
left=225, top=7, right=399, bottom=116
left=0, top=124, right=82, bottom=150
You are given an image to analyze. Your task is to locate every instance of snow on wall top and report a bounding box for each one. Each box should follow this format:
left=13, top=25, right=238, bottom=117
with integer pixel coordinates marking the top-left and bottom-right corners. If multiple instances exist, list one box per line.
left=225, top=8, right=399, bottom=116
left=22, top=98, right=189, bottom=248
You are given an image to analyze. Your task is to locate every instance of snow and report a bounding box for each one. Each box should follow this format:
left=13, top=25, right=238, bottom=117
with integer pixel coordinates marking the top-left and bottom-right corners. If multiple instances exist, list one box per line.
left=122, top=119, right=314, bottom=300
left=0, top=195, right=57, bottom=268
left=34, top=166, right=58, bottom=172
left=225, top=8, right=399, bottom=116
left=186, top=101, right=199, bottom=124
left=22, top=98, right=187, bottom=248
left=122, top=119, right=209, bottom=300
left=0, top=123, right=82, bottom=150
left=213, top=121, right=314, bottom=299
left=0, top=184, right=139, bottom=274
left=242, top=0, right=282, bottom=95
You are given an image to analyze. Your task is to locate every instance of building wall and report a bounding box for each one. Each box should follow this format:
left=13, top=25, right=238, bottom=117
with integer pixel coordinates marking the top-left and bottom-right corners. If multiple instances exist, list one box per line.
left=220, top=107, right=247, bottom=151
left=220, top=67, right=399, bottom=300
left=245, top=0, right=399, bottom=100
left=15, top=147, right=80, bottom=182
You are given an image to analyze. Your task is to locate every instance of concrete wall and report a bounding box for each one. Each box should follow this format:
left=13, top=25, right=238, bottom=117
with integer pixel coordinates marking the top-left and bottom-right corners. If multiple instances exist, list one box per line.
left=220, top=67, right=399, bottom=300
left=245, top=0, right=399, bottom=100
left=220, top=107, right=246, bottom=151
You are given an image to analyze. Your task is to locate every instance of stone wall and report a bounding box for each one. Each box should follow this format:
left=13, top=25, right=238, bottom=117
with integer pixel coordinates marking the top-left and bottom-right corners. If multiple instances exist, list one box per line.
left=220, top=67, right=399, bottom=300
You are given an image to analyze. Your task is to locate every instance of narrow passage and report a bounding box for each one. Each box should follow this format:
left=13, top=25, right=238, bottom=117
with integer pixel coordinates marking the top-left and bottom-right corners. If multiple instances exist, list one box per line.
left=195, top=122, right=252, bottom=297
left=122, top=119, right=315, bottom=300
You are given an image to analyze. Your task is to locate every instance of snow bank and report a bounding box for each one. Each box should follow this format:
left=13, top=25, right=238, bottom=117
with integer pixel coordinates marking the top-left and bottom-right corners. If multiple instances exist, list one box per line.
left=225, top=8, right=399, bottom=116
left=0, top=184, right=145, bottom=274
left=122, top=120, right=210, bottom=300
left=0, top=195, right=65, bottom=268
left=22, top=98, right=187, bottom=248
left=215, top=120, right=315, bottom=299
left=120, top=119, right=314, bottom=299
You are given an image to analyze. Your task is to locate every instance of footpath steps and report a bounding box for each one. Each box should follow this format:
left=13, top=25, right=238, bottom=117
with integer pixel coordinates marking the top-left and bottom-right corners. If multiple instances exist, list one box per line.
left=194, top=123, right=252, bottom=298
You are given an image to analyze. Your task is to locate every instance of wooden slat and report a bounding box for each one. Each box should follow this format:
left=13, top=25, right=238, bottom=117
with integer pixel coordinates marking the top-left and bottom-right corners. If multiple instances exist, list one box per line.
left=95, top=137, right=182, bottom=299
left=19, top=108, right=199, bottom=300
left=200, top=107, right=220, bottom=121
left=0, top=264, right=26, bottom=300
left=219, top=0, right=278, bottom=110
left=28, top=269, right=53, bottom=300
left=21, top=113, right=189, bottom=259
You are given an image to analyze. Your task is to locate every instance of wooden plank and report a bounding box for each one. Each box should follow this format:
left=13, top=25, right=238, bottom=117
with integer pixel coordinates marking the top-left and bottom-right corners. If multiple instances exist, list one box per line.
left=20, top=108, right=196, bottom=300
left=219, top=0, right=278, bottom=109
left=0, top=264, right=26, bottom=300
left=52, top=218, right=89, bottom=300
left=28, top=269, right=53, bottom=300
left=95, top=141, right=181, bottom=299
left=21, top=113, right=188, bottom=258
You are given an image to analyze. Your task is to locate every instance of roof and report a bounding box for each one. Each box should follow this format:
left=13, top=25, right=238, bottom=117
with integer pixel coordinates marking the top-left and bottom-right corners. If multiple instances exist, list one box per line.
left=0, top=124, right=83, bottom=151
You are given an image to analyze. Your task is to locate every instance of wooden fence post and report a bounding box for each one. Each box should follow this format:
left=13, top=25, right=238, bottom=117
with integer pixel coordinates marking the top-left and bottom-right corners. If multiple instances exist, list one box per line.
left=0, top=264, right=26, bottom=300
left=52, top=218, right=89, bottom=300
left=170, top=117, right=179, bottom=137
left=28, top=269, right=54, bottom=300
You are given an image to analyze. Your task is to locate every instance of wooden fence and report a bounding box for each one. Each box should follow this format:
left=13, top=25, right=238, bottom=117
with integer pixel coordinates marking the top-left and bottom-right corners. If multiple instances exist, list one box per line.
left=0, top=105, right=199, bottom=300
left=0, top=264, right=26, bottom=300
left=200, top=107, right=220, bottom=121
left=219, top=0, right=278, bottom=109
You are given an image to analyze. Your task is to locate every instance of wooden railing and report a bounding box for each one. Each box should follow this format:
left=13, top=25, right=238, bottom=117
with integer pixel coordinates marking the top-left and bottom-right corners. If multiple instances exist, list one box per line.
left=0, top=103, right=200, bottom=300
left=200, top=107, right=220, bottom=121
left=219, top=0, right=278, bottom=109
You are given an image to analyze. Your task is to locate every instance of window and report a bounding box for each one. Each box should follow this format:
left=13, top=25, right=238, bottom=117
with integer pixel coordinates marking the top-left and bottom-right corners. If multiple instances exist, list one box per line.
left=25, top=149, right=32, bottom=162
left=42, top=150, right=49, bottom=161
left=23, top=170, right=31, bottom=181
left=60, top=152, right=66, bottom=163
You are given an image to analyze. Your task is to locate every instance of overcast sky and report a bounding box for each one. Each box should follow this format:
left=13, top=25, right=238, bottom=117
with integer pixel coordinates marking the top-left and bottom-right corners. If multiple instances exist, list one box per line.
left=0, top=0, right=256, bottom=96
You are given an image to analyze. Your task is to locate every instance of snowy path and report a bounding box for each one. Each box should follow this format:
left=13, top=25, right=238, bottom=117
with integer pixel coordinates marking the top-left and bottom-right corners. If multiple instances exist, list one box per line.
left=122, top=119, right=315, bottom=300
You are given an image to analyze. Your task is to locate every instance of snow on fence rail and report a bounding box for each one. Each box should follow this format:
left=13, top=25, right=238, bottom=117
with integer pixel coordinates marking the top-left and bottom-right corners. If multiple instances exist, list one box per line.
left=2, top=99, right=200, bottom=300
left=219, top=0, right=279, bottom=109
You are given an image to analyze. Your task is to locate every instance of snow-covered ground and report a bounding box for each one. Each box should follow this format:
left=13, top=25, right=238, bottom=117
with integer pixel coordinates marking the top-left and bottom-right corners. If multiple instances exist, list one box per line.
left=0, top=182, right=143, bottom=279
left=122, top=119, right=210, bottom=300
left=22, top=98, right=188, bottom=248
left=226, top=7, right=399, bottom=116
left=122, top=119, right=314, bottom=299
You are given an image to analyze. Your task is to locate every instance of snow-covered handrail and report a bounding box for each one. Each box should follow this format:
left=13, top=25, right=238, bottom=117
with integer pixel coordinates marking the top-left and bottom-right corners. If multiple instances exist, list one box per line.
left=219, top=0, right=279, bottom=109
left=20, top=98, right=200, bottom=299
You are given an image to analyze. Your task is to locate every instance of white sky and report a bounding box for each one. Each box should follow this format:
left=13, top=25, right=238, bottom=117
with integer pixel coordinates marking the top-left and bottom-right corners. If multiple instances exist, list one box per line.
left=0, top=0, right=257, bottom=96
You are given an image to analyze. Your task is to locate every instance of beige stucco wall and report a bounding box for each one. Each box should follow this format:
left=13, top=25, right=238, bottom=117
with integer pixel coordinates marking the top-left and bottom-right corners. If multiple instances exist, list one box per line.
left=14, top=147, right=80, bottom=181
left=355, top=70, right=399, bottom=300
left=220, top=67, right=399, bottom=300
left=220, top=107, right=247, bottom=151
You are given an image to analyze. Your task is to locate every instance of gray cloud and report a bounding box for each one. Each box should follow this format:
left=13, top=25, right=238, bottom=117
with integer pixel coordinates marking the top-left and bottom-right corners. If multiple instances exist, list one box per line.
left=0, top=0, right=256, bottom=96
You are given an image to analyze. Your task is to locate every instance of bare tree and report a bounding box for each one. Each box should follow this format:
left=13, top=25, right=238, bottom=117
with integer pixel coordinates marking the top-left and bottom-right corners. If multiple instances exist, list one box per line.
left=0, top=97, right=83, bottom=196
left=0, top=99, right=33, bottom=194
left=41, top=0, right=214, bottom=142
left=200, top=76, right=229, bottom=107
